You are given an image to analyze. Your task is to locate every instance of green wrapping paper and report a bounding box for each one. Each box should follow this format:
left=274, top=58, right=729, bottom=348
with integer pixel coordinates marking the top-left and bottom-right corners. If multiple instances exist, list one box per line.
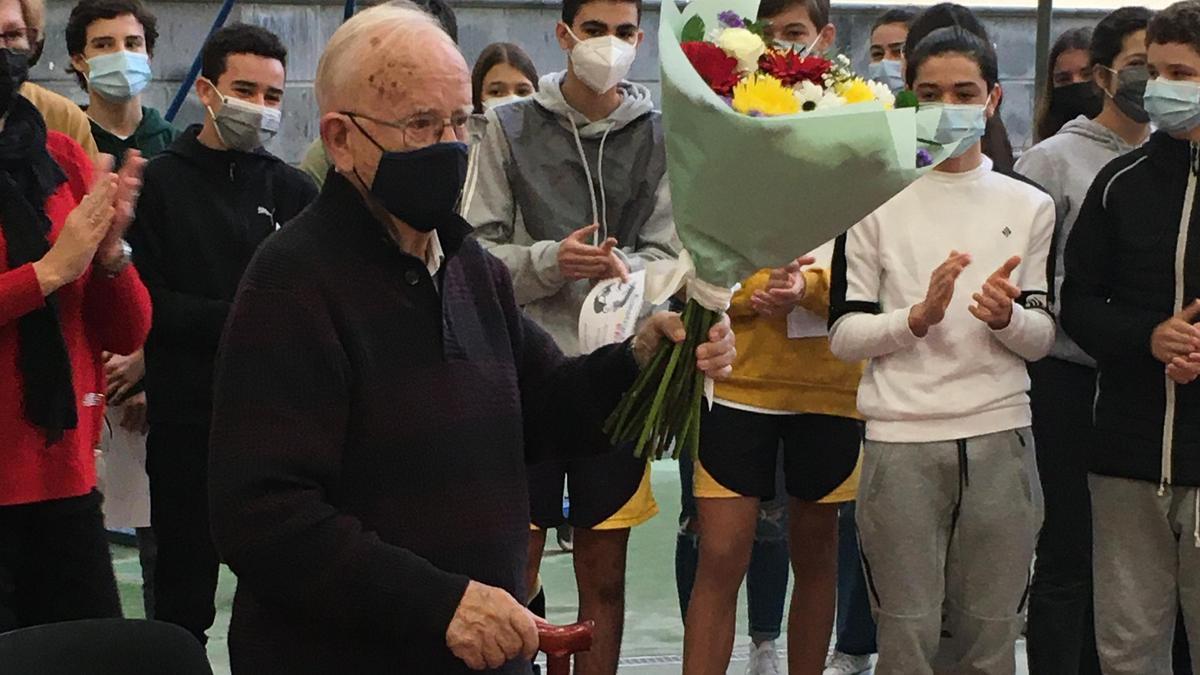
left=610, top=0, right=953, bottom=460
left=656, top=0, right=950, bottom=290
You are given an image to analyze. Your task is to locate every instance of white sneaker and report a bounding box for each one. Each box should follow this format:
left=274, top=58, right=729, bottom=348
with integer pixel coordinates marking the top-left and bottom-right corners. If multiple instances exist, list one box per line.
left=823, top=651, right=873, bottom=675
left=745, top=640, right=782, bottom=675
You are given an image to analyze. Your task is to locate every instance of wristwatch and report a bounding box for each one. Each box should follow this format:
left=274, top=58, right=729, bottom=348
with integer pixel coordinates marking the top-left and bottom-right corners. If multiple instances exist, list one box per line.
left=99, top=240, right=133, bottom=278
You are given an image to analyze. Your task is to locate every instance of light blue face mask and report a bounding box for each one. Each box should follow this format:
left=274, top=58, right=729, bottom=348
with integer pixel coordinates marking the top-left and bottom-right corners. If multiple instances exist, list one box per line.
left=86, top=51, right=151, bottom=101
left=925, top=102, right=988, bottom=159
left=1144, top=78, right=1200, bottom=136
left=867, top=59, right=905, bottom=94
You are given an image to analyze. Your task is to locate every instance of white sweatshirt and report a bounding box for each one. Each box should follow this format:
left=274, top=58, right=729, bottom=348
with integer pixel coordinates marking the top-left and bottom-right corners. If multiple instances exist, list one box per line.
left=829, top=157, right=1056, bottom=443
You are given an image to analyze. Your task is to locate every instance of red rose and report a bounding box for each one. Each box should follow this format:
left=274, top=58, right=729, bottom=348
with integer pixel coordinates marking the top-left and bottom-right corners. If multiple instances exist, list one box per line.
left=681, top=41, right=741, bottom=96
left=758, top=49, right=832, bottom=87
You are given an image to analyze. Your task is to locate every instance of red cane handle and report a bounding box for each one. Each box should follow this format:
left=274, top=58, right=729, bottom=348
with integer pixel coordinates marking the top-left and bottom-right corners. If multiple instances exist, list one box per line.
left=536, top=619, right=594, bottom=657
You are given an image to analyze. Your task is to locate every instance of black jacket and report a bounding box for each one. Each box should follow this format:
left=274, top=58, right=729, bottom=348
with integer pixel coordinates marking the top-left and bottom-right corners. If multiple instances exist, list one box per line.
left=1062, top=132, right=1200, bottom=486
left=128, top=125, right=317, bottom=426
left=208, top=173, right=638, bottom=673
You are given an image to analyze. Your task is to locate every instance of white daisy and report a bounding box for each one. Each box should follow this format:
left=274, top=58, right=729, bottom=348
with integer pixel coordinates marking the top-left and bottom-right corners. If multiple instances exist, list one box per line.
left=793, top=80, right=824, bottom=112
left=817, top=90, right=847, bottom=110
left=867, top=79, right=896, bottom=108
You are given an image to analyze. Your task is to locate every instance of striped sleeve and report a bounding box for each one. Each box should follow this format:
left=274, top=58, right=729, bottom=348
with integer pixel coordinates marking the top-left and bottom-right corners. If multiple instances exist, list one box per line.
left=828, top=217, right=921, bottom=362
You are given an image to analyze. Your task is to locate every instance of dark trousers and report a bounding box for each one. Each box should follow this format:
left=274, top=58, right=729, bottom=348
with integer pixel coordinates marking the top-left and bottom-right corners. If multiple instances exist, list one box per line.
left=835, top=502, right=877, bottom=656
left=147, top=423, right=220, bottom=645
left=1027, top=357, right=1101, bottom=675
left=0, top=489, right=122, bottom=631
left=136, top=526, right=157, bottom=619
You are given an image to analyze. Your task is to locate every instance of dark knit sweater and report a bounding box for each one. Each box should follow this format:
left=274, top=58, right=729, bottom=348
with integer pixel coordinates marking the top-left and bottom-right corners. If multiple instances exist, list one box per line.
left=208, top=172, right=639, bottom=674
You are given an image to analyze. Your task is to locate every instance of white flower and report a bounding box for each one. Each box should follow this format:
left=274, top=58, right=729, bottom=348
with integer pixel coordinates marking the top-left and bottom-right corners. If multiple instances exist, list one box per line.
left=867, top=79, right=896, bottom=108
left=793, top=80, right=824, bottom=112
left=717, top=28, right=767, bottom=73
left=817, top=90, right=846, bottom=109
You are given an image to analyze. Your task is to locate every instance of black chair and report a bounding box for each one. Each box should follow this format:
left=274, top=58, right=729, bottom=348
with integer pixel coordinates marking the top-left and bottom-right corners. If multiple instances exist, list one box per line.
left=0, top=619, right=212, bottom=674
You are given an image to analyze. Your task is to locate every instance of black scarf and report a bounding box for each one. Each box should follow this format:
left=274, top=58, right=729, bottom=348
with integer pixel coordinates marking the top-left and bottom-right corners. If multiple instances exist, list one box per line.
left=0, top=95, right=74, bottom=441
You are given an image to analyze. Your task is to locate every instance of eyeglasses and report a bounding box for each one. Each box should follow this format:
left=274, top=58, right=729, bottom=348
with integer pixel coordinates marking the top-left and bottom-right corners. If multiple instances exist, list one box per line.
left=0, top=27, right=36, bottom=50
left=342, top=110, right=470, bottom=148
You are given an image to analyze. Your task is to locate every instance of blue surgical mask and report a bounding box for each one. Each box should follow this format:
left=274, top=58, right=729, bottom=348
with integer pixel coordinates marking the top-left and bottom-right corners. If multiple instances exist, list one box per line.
left=925, top=102, right=989, bottom=159
left=86, top=51, right=151, bottom=101
left=1144, top=78, right=1200, bottom=136
left=867, top=59, right=905, bottom=94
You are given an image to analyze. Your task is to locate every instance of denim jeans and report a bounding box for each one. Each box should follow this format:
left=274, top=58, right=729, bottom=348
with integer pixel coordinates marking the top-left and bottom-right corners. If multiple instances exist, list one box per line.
left=676, top=450, right=790, bottom=642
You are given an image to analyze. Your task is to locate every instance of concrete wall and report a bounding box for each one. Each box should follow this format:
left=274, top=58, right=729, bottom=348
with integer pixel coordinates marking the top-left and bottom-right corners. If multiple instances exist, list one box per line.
left=35, top=0, right=1110, bottom=163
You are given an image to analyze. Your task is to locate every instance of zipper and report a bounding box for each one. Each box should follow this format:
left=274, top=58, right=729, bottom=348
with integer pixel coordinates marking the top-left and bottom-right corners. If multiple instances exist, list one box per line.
left=1162, top=144, right=1199, bottom=494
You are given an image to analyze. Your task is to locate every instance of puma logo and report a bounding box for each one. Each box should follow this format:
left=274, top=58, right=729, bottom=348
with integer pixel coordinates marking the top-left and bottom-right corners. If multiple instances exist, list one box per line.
left=258, top=206, right=280, bottom=231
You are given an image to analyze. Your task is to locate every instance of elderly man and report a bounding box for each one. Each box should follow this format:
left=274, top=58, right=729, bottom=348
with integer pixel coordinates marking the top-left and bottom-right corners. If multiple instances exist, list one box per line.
left=207, top=3, right=735, bottom=673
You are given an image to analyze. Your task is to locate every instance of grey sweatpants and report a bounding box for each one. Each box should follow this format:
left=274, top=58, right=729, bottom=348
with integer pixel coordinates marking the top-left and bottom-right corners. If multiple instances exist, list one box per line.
left=857, top=428, right=1044, bottom=675
left=1090, top=474, right=1200, bottom=675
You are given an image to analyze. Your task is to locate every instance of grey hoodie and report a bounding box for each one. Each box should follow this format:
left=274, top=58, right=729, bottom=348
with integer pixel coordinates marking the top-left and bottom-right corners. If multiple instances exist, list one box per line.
left=1015, top=116, right=1143, bottom=366
left=461, top=72, right=680, bottom=355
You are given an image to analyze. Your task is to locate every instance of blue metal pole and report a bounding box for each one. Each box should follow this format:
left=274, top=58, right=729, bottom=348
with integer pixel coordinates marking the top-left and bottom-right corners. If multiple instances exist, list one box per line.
left=344, top=0, right=357, bottom=21
left=164, top=0, right=238, bottom=123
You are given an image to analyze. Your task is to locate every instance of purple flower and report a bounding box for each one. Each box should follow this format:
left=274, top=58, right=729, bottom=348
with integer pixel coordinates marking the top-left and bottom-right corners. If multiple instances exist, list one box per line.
left=718, top=11, right=745, bottom=28
left=916, top=149, right=934, bottom=168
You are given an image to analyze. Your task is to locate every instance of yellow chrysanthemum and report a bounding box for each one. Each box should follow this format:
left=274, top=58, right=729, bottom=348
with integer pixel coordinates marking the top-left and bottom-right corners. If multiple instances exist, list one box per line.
left=731, top=74, right=800, bottom=116
left=837, top=78, right=878, bottom=104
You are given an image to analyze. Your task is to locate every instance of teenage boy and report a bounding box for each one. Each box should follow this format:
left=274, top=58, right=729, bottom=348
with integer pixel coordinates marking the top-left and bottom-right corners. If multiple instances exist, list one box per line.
left=1015, top=8, right=1153, bottom=674
left=905, top=3, right=1016, bottom=172
left=829, top=26, right=1055, bottom=675
left=66, top=0, right=174, bottom=619
left=757, top=0, right=834, bottom=53
left=69, top=0, right=174, bottom=165
left=461, top=0, right=679, bottom=671
left=127, top=23, right=317, bottom=644
left=1062, top=3, right=1200, bottom=672
left=867, top=8, right=914, bottom=93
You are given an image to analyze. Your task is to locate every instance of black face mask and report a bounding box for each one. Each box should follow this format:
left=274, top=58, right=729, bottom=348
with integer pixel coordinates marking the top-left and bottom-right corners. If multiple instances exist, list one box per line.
left=1048, top=81, right=1103, bottom=129
left=349, top=117, right=468, bottom=234
left=0, top=48, right=29, bottom=119
left=1106, top=65, right=1151, bottom=124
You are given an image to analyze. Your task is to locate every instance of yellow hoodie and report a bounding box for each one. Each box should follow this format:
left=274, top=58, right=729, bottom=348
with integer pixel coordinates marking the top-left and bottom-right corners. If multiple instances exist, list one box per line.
left=714, top=264, right=863, bottom=419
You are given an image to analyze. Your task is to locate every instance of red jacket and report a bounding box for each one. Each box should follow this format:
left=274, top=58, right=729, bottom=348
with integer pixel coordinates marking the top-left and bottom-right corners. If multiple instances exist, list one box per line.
left=0, top=132, right=152, bottom=506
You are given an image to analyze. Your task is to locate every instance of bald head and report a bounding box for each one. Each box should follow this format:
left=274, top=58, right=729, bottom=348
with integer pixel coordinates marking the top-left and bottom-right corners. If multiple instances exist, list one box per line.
left=315, top=2, right=467, bottom=118
left=317, top=1, right=472, bottom=206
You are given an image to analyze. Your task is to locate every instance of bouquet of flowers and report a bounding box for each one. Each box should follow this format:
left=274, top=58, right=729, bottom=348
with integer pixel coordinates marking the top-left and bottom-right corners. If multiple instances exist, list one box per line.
left=683, top=10, right=897, bottom=116
left=607, top=0, right=950, bottom=461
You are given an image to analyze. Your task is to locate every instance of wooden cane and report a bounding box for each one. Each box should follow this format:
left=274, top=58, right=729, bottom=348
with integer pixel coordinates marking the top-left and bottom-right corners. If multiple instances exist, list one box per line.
left=536, top=620, right=594, bottom=675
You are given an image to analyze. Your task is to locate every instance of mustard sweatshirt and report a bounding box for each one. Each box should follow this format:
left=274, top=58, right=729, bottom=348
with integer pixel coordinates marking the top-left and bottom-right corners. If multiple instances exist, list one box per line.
left=714, top=265, right=863, bottom=419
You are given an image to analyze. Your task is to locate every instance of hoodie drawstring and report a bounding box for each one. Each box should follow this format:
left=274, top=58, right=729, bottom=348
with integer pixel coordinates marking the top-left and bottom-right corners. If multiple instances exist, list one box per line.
left=596, top=126, right=612, bottom=242
left=569, top=118, right=615, bottom=245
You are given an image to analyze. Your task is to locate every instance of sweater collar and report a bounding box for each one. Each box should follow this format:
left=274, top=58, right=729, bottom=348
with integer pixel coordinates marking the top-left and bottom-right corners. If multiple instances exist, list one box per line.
left=923, top=154, right=993, bottom=184
left=314, top=170, right=472, bottom=259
